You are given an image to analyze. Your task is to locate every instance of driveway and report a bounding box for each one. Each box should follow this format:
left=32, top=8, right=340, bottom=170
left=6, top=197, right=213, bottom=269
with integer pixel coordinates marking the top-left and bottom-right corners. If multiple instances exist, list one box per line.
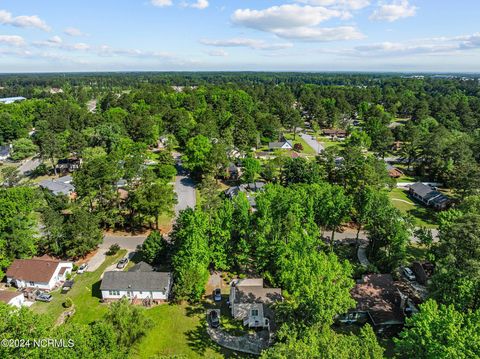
left=173, top=152, right=196, bottom=215
left=18, top=157, right=41, bottom=175
left=300, top=133, right=324, bottom=154
left=86, top=234, right=147, bottom=272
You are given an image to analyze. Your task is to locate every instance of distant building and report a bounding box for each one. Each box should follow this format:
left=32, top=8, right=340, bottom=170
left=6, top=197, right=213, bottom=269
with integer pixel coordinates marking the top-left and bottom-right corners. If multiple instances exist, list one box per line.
left=268, top=139, right=293, bottom=150
left=386, top=164, right=404, bottom=178
left=56, top=158, right=81, bottom=173
left=0, top=97, right=26, bottom=104
left=408, top=182, right=451, bottom=210
left=39, top=176, right=75, bottom=197
left=323, top=129, right=348, bottom=140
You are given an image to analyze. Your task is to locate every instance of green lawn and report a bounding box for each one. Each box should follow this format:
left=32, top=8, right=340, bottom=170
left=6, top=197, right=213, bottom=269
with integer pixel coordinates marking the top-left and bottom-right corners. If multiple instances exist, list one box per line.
left=130, top=303, right=240, bottom=359
left=31, top=249, right=127, bottom=325
left=388, top=188, right=438, bottom=228
left=284, top=133, right=316, bottom=155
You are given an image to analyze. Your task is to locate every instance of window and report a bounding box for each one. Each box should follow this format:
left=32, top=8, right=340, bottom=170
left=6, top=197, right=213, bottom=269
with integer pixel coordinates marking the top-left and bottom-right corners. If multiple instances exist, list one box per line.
left=29, top=281, right=35, bottom=286
left=109, top=290, right=120, bottom=296
left=251, top=309, right=259, bottom=317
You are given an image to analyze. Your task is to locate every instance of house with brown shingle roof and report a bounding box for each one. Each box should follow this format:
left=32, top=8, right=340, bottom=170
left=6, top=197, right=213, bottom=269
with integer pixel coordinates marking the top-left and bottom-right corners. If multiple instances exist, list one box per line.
left=6, top=255, right=73, bottom=291
left=0, top=291, right=25, bottom=308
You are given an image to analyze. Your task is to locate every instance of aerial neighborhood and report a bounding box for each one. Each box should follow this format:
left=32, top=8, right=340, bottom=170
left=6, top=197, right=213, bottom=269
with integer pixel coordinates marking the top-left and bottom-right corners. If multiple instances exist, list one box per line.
left=0, top=71, right=479, bottom=359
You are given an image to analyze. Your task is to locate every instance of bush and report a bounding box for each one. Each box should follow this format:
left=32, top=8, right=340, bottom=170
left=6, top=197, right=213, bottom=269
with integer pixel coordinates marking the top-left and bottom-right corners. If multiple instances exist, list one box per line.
left=107, top=243, right=120, bottom=255
left=66, top=272, right=72, bottom=280
left=293, top=143, right=304, bottom=152
left=238, top=273, right=246, bottom=279
left=63, top=298, right=73, bottom=308
left=72, top=264, right=78, bottom=271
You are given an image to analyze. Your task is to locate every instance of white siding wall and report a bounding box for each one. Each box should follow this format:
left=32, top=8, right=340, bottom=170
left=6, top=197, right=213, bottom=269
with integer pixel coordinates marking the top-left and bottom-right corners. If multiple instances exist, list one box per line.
left=6, top=262, right=72, bottom=291
left=101, top=290, right=168, bottom=300
left=8, top=294, right=25, bottom=308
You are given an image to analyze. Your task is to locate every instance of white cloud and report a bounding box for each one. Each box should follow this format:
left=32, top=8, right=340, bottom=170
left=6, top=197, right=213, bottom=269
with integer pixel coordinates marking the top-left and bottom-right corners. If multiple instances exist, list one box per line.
left=274, top=26, right=364, bottom=41
left=0, top=35, right=26, bottom=47
left=206, top=49, right=228, bottom=57
left=201, top=37, right=293, bottom=50
left=151, top=0, right=173, bottom=7
left=370, top=0, right=417, bottom=22
left=0, top=10, right=50, bottom=31
left=231, top=4, right=364, bottom=42
left=72, top=43, right=90, bottom=51
left=296, top=0, right=370, bottom=10
left=49, top=36, right=63, bottom=44
left=191, top=0, right=209, bottom=9
left=351, top=33, right=480, bottom=57
left=64, top=27, right=85, bottom=37
left=232, top=5, right=341, bottom=32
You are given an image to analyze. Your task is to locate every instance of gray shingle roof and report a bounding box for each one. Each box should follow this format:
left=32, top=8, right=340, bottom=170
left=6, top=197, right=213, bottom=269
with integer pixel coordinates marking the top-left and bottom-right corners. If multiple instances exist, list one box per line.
left=409, top=182, right=434, bottom=198
left=100, top=271, right=171, bottom=292
left=128, top=261, right=154, bottom=272
left=39, top=179, right=75, bottom=196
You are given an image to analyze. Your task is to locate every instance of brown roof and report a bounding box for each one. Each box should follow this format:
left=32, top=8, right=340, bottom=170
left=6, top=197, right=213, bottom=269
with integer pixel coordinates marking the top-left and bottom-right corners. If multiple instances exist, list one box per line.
left=6, top=256, right=63, bottom=283
left=351, top=274, right=404, bottom=326
left=235, top=286, right=283, bottom=304
left=0, top=290, right=22, bottom=303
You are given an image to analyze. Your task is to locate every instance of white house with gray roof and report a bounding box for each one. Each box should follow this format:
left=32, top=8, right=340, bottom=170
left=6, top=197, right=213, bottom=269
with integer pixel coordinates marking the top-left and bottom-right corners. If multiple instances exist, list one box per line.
left=100, top=264, right=172, bottom=302
left=39, top=176, right=75, bottom=197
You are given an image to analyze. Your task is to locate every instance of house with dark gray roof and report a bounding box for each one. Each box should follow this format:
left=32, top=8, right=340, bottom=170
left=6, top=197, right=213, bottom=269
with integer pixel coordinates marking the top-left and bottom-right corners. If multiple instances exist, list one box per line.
left=408, top=182, right=451, bottom=210
left=100, top=269, right=172, bottom=302
left=39, top=176, right=75, bottom=197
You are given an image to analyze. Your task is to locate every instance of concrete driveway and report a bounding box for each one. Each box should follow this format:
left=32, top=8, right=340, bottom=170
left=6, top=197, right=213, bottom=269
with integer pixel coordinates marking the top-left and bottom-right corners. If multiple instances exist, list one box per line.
left=300, top=133, right=324, bottom=154
left=86, top=234, right=147, bottom=272
left=173, top=153, right=196, bottom=215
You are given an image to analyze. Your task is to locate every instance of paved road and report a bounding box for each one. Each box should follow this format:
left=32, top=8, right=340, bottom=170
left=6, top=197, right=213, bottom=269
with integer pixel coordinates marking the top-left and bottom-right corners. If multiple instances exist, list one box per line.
left=173, top=153, right=196, bottom=215
left=86, top=234, right=147, bottom=272
left=300, top=133, right=324, bottom=154
left=18, top=157, right=41, bottom=175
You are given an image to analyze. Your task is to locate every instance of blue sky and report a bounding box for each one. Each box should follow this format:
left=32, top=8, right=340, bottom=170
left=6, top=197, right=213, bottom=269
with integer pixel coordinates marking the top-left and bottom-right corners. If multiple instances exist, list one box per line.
left=0, top=0, right=479, bottom=72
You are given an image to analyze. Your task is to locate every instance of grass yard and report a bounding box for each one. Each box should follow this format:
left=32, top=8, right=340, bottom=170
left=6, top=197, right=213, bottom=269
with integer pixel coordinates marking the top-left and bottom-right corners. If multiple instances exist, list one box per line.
left=130, top=303, right=240, bottom=359
left=388, top=188, right=438, bottom=228
left=284, top=133, right=317, bottom=155
left=31, top=249, right=127, bottom=325
left=317, top=136, right=345, bottom=149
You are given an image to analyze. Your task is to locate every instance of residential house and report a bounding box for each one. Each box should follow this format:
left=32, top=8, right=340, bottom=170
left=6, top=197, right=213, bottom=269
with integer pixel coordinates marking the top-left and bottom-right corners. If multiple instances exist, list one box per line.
left=0, top=291, right=25, bottom=308
left=323, top=129, right=348, bottom=140
left=6, top=255, right=73, bottom=291
left=0, top=144, right=12, bottom=161
left=0, top=97, right=26, bottom=104
left=224, top=182, right=266, bottom=210
left=56, top=158, right=81, bottom=173
left=100, top=264, right=172, bottom=304
left=386, top=164, right=404, bottom=178
left=350, top=274, right=406, bottom=329
left=268, top=139, right=293, bottom=151
left=229, top=278, right=282, bottom=329
left=39, top=176, right=75, bottom=197
left=408, top=182, right=451, bottom=210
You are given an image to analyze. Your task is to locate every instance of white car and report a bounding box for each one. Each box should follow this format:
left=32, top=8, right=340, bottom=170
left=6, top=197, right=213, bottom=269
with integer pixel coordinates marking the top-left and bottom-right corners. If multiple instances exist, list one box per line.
left=403, top=267, right=416, bottom=281
left=77, top=263, right=88, bottom=274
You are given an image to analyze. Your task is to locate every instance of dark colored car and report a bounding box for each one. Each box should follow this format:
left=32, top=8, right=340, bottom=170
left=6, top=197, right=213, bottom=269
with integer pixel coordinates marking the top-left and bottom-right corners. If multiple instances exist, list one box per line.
left=214, top=288, right=222, bottom=302
left=209, top=310, right=220, bottom=328
left=117, top=257, right=129, bottom=269
left=35, top=290, right=52, bottom=302
left=62, top=280, right=74, bottom=294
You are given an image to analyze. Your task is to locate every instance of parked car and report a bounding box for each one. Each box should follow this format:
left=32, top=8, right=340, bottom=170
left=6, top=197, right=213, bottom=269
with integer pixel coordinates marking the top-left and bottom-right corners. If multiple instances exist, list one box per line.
left=209, top=310, right=220, bottom=328
left=35, top=290, right=52, bottom=302
left=77, top=263, right=88, bottom=274
left=214, top=288, right=222, bottom=302
left=62, top=280, right=74, bottom=294
left=117, top=257, right=129, bottom=269
left=403, top=267, right=416, bottom=281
